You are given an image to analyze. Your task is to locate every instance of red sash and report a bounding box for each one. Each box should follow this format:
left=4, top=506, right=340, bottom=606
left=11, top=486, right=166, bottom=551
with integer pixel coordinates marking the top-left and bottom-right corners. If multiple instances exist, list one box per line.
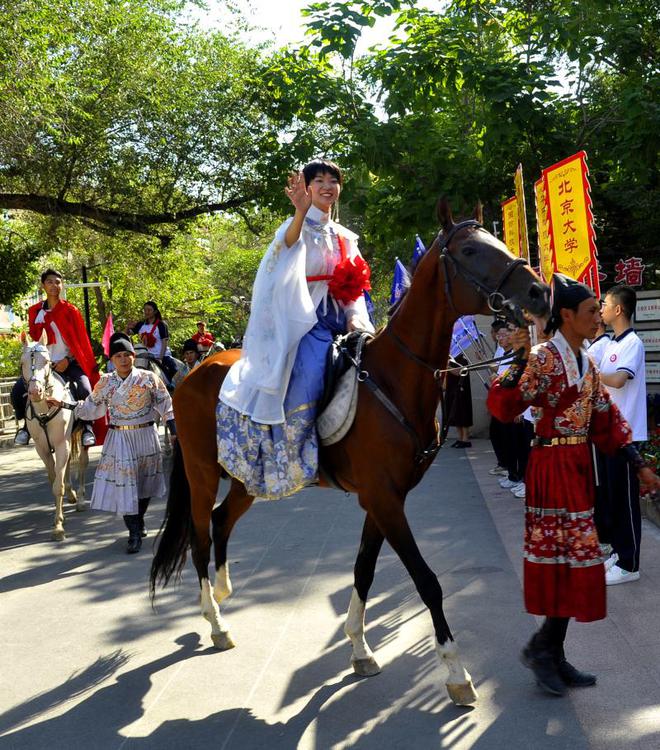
left=306, top=235, right=371, bottom=304
left=140, top=321, right=159, bottom=349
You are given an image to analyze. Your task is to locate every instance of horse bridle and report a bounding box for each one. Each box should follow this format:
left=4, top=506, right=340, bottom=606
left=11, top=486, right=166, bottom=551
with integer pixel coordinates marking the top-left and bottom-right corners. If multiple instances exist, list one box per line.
left=437, top=219, right=529, bottom=317
left=23, top=345, right=64, bottom=451
left=374, top=220, right=528, bottom=463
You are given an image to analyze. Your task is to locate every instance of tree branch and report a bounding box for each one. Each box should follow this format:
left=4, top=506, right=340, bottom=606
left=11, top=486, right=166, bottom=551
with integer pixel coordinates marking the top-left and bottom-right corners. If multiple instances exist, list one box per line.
left=0, top=193, right=259, bottom=236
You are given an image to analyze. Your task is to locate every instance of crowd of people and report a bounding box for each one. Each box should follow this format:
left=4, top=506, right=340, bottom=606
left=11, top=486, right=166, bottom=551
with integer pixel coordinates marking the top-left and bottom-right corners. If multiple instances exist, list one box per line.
left=8, top=158, right=659, bottom=700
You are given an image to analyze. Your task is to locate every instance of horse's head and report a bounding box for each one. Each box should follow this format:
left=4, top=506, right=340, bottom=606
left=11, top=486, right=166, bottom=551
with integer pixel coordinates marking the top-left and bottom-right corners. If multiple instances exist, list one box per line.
left=433, top=198, right=550, bottom=326
left=21, top=332, right=53, bottom=403
left=133, top=341, right=151, bottom=370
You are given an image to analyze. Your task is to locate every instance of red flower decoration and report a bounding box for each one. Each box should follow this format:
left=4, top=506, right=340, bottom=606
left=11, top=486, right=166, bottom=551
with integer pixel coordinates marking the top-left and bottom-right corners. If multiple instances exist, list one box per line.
left=328, top=256, right=372, bottom=304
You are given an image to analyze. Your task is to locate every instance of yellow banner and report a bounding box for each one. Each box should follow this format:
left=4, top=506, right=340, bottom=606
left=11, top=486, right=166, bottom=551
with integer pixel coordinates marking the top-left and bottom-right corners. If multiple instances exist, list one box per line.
left=534, top=178, right=554, bottom=283
left=543, top=152, right=594, bottom=281
left=514, top=164, right=530, bottom=262
left=501, top=196, right=520, bottom=257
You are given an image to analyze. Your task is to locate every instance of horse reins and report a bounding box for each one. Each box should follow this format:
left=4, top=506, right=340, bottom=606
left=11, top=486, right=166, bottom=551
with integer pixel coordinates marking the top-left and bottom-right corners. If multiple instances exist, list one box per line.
left=358, top=221, right=528, bottom=465
left=23, top=346, right=67, bottom=453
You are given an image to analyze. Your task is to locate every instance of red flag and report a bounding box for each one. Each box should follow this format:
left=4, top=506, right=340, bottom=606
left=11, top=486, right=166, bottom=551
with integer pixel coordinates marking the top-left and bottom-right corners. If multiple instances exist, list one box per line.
left=101, top=313, right=114, bottom=357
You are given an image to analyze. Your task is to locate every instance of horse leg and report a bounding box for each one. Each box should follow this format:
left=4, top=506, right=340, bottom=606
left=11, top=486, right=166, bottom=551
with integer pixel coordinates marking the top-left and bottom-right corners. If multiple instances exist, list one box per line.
left=211, top=478, right=254, bottom=605
left=187, top=460, right=234, bottom=650
left=76, top=435, right=88, bottom=511
left=364, top=493, right=478, bottom=706
left=51, top=443, right=71, bottom=541
left=345, top=513, right=384, bottom=677
left=64, top=454, right=77, bottom=505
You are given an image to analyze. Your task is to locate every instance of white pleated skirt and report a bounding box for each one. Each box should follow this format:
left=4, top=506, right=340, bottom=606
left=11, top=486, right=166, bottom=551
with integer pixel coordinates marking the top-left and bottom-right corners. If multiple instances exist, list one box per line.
left=90, top=424, right=166, bottom=515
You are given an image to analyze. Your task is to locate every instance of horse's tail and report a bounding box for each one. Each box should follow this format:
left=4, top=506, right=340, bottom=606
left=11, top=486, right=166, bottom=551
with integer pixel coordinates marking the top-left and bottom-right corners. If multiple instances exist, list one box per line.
left=70, top=428, right=81, bottom=462
left=150, top=440, right=192, bottom=601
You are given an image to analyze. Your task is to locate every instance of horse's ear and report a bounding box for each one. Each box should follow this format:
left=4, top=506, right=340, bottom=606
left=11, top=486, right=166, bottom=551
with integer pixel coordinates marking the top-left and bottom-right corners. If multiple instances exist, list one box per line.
left=20, top=330, right=27, bottom=346
left=39, top=329, right=48, bottom=346
left=436, top=197, right=454, bottom=232
left=473, top=201, right=484, bottom=225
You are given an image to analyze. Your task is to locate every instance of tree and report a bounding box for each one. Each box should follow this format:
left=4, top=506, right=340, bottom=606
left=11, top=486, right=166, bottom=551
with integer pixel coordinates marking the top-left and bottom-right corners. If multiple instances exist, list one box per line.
left=0, top=0, right=277, bottom=243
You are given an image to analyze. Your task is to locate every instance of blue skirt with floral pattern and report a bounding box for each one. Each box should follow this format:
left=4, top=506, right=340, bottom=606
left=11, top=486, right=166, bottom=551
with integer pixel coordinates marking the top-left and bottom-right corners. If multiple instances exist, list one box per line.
left=216, top=303, right=346, bottom=499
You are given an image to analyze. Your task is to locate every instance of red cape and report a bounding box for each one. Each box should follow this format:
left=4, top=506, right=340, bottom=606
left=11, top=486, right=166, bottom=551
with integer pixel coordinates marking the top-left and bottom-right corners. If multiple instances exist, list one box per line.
left=28, top=299, right=100, bottom=386
left=28, top=299, right=108, bottom=443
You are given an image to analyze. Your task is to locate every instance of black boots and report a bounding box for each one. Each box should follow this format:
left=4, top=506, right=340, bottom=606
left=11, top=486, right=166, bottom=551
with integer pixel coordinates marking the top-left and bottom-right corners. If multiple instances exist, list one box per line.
left=123, top=498, right=150, bottom=553
left=556, top=648, right=597, bottom=687
left=138, top=498, right=150, bottom=538
left=521, top=638, right=566, bottom=696
left=123, top=514, right=142, bottom=554
left=521, top=637, right=597, bottom=696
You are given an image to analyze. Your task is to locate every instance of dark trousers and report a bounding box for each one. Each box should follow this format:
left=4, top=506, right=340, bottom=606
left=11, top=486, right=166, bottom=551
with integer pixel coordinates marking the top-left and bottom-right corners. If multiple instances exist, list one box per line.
left=489, top=416, right=508, bottom=468
left=594, top=448, right=641, bottom=572
left=12, top=362, right=92, bottom=421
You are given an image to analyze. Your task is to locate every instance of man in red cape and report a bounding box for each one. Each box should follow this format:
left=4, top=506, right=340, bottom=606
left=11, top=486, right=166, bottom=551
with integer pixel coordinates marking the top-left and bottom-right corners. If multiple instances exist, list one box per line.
left=12, top=269, right=100, bottom=446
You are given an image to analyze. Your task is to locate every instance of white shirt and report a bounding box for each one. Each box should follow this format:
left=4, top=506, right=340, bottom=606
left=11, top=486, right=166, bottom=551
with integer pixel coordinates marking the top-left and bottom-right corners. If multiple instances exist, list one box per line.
left=598, top=329, right=647, bottom=441
left=587, top=333, right=610, bottom=366
left=34, top=307, right=72, bottom=362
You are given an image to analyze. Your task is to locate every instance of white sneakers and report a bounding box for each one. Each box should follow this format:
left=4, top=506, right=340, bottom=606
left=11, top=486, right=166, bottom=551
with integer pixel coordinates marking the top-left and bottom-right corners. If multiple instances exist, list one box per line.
left=512, top=483, right=526, bottom=498
left=604, top=553, right=619, bottom=572
left=499, top=478, right=518, bottom=489
left=489, top=465, right=508, bottom=476
left=606, top=565, right=640, bottom=585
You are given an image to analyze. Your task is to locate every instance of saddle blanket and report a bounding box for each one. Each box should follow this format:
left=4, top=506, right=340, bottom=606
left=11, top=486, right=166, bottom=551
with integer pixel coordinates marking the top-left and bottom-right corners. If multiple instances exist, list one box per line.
left=316, top=366, right=358, bottom=446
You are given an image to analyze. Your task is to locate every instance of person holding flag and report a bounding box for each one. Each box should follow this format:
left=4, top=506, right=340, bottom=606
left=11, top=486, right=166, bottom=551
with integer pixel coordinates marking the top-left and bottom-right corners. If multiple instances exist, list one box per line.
left=12, top=269, right=99, bottom=447
left=488, top=273, right=660, bottom=697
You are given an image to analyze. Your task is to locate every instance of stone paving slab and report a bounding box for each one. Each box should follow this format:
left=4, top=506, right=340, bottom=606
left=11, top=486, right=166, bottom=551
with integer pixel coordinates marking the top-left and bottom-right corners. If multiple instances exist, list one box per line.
left=0, top=439, right=659, bottom=749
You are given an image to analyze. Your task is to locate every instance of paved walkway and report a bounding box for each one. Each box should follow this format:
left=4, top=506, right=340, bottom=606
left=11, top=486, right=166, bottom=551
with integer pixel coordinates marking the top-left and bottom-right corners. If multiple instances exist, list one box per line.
left=0, top=439, right=659, bottom=749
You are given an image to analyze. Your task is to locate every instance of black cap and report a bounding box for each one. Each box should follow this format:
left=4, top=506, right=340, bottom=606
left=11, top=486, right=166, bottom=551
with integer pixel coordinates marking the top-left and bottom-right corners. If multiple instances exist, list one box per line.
left=545, top=273, right=595, bottom=333
left=109, top=332, right=135, bottom=357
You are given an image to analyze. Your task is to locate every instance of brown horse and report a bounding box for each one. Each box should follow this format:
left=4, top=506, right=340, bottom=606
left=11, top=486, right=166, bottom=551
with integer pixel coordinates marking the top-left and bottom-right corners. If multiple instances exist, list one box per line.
left=150, top=199, right=550, bottom=706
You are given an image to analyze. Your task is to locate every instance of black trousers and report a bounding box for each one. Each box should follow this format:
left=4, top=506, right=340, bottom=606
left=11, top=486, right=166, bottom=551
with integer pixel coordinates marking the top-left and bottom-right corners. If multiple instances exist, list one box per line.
left=489, top=416, right=508, bottom=468
left=594, top=448, right=641, bottom=572
left=12, top=361, right=91, bottom=421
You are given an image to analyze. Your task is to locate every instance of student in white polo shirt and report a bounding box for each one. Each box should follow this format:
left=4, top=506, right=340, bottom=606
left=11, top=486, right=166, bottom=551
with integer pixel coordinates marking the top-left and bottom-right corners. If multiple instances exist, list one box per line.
left=596, top=285, right=647, bottom=585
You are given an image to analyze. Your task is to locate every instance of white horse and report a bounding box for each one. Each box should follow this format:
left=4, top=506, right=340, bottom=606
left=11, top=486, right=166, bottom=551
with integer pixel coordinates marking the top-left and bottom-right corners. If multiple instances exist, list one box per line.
left=20, top=333, right=89, bottom=540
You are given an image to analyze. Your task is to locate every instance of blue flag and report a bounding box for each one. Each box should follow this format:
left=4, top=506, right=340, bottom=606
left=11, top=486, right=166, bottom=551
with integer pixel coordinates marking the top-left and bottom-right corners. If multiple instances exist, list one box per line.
left=412, top=235, right=426, bottom=269
left=450, top=315, right=481, bottom=358
left=390, top=258, right=411, bottom=305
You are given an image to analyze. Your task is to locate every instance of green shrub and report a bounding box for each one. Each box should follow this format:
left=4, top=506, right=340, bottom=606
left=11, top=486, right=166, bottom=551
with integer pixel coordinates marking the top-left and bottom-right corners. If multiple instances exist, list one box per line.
left=0, top=335, right=22, bottom=377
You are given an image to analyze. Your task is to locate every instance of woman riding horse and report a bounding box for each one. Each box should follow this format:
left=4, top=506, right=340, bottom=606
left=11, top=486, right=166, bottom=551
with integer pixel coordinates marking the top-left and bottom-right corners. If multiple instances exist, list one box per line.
left=151, top=195, right=550, bottom=707
left=217, top=159, right=374, bottom=499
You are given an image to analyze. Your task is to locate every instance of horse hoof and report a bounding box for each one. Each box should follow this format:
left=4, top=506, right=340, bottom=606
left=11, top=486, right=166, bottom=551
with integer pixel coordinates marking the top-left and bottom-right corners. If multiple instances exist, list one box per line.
left=67, top=496, right=77, bottom=504
left=76, top=503, right=87, bottom=512
left=446, top=680, right=478, bottom=706
left=52, top=528, right=66, bottom=541
left=211, top=632, right=235, bottom=651
left=352, top=657, right=381, bottom=677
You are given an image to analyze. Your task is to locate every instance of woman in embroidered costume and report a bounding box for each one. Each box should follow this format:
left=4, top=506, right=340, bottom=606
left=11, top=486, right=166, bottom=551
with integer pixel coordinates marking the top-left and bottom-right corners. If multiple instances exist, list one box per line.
left=50, top=333, right=176, bottom=553
left=217, top=160, right=374, bottom=499
left=487, top=274, right=660, bottom=697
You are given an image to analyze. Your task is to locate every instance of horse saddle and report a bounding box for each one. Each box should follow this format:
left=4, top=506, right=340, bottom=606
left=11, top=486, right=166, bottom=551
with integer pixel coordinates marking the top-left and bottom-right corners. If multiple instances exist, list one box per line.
left=317, top=331, right=371, bottom=446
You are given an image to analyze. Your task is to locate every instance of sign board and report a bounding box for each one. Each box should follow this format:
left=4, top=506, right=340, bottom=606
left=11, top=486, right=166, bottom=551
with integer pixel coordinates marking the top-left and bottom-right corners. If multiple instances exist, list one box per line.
left=645, top=361, right=660, bottom=384
left=636, top=298, right=660, bottom=322
left=637, top=330, right=660, bottom=352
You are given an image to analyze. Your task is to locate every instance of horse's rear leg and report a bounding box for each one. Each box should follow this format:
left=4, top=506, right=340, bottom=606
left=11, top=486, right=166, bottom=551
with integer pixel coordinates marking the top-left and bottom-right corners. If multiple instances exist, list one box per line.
left=188, top=459, right=234, bottom=650
left=364, top=493, right=478, bottom=706
left=76, top=440, right=89, bottom=511
left=345, top=513, right=384, bottom=677
left=211, top=478, right=254, bottom=605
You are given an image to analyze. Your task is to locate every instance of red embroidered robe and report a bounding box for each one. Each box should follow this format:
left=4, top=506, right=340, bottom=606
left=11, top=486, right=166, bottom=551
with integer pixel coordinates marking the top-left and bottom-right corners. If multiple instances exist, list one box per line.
left=487, top=338, right=632, bottom=622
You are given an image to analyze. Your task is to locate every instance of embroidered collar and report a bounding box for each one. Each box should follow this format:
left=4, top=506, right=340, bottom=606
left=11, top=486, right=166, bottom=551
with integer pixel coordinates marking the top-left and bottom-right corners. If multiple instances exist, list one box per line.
left=614, top=327, right=634, bottom=343
left=551, top=330, right=590, bottom=389
left=305, top=204, right=331, bottom=226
